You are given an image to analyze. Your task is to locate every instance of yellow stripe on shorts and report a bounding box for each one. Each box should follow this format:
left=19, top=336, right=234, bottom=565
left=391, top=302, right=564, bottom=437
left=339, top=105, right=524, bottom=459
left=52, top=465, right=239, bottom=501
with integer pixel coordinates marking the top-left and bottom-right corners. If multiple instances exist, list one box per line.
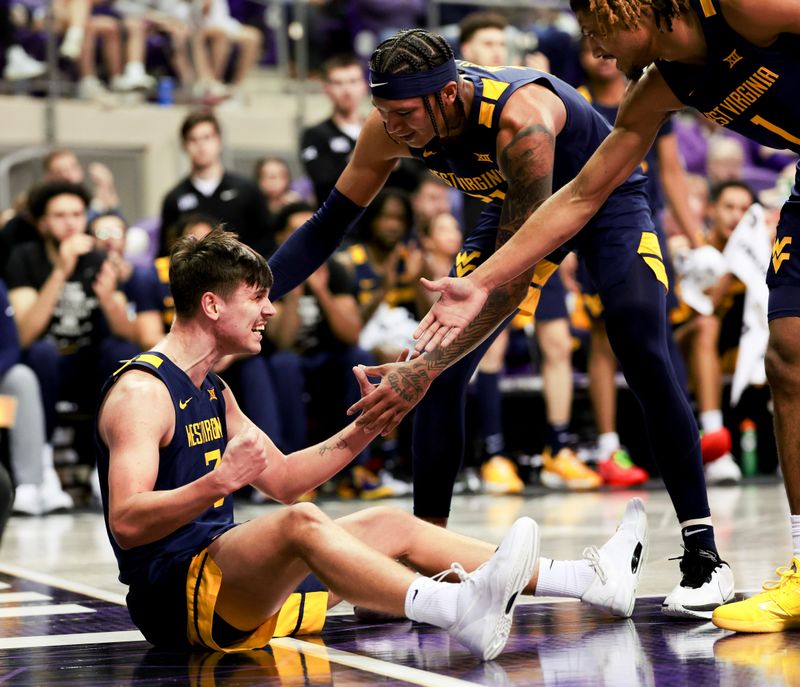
left=637, top=232, right=668, bottom=291
left=518, top=259, right=560, bottom=316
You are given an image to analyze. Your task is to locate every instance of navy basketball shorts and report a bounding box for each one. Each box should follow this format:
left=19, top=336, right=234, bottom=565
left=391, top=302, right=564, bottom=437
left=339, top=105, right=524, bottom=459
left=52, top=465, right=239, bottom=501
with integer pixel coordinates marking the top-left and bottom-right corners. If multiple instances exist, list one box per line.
left=767, top=162, right=800, bottom=321
left=126, top=546, right=328, bottom=652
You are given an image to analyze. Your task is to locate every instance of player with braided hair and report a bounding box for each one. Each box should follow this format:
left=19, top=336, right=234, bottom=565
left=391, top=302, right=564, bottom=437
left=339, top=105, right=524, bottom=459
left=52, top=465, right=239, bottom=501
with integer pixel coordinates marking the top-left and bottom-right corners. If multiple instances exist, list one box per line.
left=411, top=1, right=800, bottom=632
left=313, top=27, right=728, bottom=619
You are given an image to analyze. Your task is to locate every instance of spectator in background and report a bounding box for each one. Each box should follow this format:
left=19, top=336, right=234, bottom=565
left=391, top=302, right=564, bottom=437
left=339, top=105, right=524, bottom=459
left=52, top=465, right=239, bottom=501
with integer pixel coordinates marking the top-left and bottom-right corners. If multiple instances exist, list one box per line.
left=160, top=110, right=272, bottom=257
left=419, top=212, right=463, bottom=287
left=5, top=181, right=138, bottom=494
left=45, top=149, right=122, bottom=218
left=89, top=213, right=164, bottom=350
left=458, top=12, right=508, bottom=66
left=1, top=1, right=46, bottom=81
left=300, top=55, right=367, bottom=206
left=195, top=0, right=263, bottom=106
left=706, top=136, right=746, bottom=187
left=254, top=157, right=302, bottom=239
left=112, top=1, right=194, bottom=93
left=0, top=279, right=74, bottom=516
left=0, top=149, right=122, bottom=284
left=340, top=189, right=422, bottom=364
left=51, top=0, right=133, bottom=102
left=674, top=181, right=758, bottom=486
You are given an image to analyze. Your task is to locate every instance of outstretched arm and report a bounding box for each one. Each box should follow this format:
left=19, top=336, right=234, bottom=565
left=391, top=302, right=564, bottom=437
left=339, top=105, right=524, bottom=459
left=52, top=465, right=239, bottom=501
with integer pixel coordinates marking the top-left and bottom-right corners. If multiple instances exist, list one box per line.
left=223, top=385, right=379, bottom=504
left=268, top=112, right=403, bottom=300
left=346, top=85, right=564, bottom=433
left=412, top=68, right=682, bottom=350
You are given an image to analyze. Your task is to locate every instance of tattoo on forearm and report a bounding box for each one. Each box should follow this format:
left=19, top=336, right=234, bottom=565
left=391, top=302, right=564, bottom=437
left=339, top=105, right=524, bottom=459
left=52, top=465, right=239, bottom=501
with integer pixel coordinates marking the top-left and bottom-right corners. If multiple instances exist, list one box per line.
left=318, top=434, right=348, bottom=457
left=386, top=366, right=431, bottom=403
left=423, top=122, right=556, bottom=372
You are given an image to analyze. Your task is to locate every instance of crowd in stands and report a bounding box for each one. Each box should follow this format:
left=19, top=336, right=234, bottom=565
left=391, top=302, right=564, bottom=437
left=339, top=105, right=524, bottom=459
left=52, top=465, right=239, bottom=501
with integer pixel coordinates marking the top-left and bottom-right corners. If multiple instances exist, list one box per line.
left=0, top=5, right=796, bottom=517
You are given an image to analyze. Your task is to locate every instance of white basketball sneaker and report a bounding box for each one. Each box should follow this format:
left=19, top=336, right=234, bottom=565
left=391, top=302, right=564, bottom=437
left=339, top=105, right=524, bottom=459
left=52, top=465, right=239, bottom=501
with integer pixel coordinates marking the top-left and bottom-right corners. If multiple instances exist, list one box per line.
left=447, top=516, right=539, bottom=661
left=662, top=548, right=734, bottom=619
left=581, top=497, right=648, bottom=618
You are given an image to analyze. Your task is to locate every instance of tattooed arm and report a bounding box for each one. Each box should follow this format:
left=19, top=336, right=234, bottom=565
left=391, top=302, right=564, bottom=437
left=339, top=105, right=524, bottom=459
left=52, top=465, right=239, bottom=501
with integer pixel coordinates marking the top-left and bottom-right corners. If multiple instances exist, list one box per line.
left=346, top=84, right=563, bottom=434
left=222, top=384, right=379, bottom=504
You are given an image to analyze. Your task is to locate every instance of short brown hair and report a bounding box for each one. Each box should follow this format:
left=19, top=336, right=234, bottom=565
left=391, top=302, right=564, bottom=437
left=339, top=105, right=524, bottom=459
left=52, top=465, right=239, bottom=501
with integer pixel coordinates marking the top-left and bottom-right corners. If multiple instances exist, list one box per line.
left=459, top=12, right=508, bottom=47
left=180, top=109, right=221, bottom=142
left=169, top=227, right=273, bottom=319
left=321, top=54, right=362, bottom=81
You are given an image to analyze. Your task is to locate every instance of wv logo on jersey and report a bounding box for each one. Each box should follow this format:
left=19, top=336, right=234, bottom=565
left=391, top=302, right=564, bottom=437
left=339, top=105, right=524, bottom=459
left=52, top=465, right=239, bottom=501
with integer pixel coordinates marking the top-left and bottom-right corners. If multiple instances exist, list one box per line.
left=455, top=250, right=481, bottom=277
left=772, top=237, right=792, bottom=273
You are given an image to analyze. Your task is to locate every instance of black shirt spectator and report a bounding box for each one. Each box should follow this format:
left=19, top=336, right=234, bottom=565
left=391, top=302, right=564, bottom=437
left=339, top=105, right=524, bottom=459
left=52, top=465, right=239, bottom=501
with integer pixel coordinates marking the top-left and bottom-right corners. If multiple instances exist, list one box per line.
left=160, top=171, right=272, bottom=257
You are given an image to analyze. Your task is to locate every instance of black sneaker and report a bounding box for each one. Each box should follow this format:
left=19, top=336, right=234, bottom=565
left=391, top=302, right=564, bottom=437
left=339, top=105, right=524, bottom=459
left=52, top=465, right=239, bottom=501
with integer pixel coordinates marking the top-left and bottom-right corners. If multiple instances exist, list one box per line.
left=662, top=548, right=735, bottom=619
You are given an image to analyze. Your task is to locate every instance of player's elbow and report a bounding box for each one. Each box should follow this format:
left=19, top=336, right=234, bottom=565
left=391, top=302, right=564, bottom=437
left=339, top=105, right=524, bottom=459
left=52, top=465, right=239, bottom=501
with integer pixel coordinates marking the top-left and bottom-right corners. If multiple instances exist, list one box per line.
left=110, top=510, right=148, bottom=550
left=110, top=518, right=140, bottom=550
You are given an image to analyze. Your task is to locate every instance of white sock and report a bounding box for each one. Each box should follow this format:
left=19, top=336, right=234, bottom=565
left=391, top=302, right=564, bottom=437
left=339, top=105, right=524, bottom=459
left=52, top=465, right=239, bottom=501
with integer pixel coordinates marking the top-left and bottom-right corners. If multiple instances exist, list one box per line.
left=404, top=576, right=460, bottom=628
left=699, top=410, right=723, bottom=433
left=791, top=515, right=800, bottom=559
left=597, top=432, right=620, bottom=460
left=534, top=557, right=595, bottom=598
left=124, top=61, right=145, bottom=77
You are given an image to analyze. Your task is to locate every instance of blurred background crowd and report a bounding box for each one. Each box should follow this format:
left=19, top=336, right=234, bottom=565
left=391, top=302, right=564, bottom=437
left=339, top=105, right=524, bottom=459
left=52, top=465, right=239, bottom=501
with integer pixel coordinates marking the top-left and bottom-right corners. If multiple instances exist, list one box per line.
left=0, top=0, right=795, bottom=526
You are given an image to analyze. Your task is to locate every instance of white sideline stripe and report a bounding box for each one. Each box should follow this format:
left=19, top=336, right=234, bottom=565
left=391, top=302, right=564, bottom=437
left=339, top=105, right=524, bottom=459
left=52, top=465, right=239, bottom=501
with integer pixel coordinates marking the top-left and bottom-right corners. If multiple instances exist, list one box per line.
left=271, top=637, right=485, bottom=687
left=0, top=583, right=10, bottom=590
left=0, top=630, right=145, bottom=650
left=0, top=604, right=92, bottom=618
left=0, top=563, right=127, bottom=605
left=0, top=592, right=50, bottom=603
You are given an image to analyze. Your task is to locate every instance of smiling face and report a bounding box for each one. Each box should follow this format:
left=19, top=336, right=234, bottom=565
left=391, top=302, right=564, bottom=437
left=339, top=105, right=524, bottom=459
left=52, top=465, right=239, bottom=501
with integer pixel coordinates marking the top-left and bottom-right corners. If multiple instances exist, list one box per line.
left=214, top=282, right=276, bottom=355
left=576, top=8, right=657, bottom=81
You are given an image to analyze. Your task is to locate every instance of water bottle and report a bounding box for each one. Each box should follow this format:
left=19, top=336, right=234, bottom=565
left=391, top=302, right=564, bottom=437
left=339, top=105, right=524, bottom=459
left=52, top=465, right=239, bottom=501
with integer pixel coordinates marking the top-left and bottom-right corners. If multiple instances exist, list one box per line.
left=156, top=77, right=174, bottom=106
left=739, top=419, right=758, bottom=477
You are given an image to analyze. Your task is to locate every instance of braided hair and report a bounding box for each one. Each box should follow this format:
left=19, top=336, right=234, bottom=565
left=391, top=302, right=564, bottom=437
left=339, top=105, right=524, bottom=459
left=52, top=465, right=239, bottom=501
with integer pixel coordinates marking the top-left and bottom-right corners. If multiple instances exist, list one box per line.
left=369, top=29, right=465, bottom=140
left=569, top=0, right=690, bottom=32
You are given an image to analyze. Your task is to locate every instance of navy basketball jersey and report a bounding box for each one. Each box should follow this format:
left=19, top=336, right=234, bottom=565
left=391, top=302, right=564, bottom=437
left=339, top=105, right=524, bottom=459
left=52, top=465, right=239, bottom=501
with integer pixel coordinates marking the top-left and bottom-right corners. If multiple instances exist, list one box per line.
left=409, top=62, right=648, bottom=215
left=656, top=0, right=800, bottom=153
left=576, top=84, right=671, bottom=215
left=95, top=351, right=234, bottom=586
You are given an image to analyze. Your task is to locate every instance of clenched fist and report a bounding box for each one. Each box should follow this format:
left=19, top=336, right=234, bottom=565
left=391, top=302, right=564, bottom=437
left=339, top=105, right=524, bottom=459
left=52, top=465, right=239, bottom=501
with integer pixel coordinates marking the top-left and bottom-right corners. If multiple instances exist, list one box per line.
left=217, top=424, right=269, bottom=492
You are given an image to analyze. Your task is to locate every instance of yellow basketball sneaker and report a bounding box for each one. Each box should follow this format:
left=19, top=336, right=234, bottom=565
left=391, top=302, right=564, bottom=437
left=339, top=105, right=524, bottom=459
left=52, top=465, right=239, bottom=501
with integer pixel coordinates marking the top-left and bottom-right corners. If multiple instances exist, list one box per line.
left=481, top=455, right=525, bottom=495
left=712, top=558, right=800, bottom=632
left=540, top=448, right=602, bottom=491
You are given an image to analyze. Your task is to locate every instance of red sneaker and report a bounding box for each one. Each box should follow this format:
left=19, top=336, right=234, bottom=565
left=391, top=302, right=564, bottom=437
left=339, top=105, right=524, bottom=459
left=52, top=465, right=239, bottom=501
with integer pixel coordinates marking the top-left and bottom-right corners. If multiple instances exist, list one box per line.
left=701, top=427, right=732, bottom=464
left=596, top=449, right=649, bottom=487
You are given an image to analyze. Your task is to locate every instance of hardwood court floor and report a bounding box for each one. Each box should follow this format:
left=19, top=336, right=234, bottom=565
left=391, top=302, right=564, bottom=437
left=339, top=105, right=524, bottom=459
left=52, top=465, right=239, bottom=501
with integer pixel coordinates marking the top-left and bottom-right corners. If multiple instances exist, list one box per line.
left=0, top=481, right=797, bottom=686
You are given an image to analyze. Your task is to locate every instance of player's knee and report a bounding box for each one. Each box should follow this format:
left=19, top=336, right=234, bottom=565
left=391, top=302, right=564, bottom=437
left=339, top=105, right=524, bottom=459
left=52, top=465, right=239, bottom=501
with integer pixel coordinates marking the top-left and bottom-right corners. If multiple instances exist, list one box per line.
left=363, top=505, right=412, bottom=528
left=284, top=502, right=329, bottom=541
left=765, top=340, right=800, bottom=394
